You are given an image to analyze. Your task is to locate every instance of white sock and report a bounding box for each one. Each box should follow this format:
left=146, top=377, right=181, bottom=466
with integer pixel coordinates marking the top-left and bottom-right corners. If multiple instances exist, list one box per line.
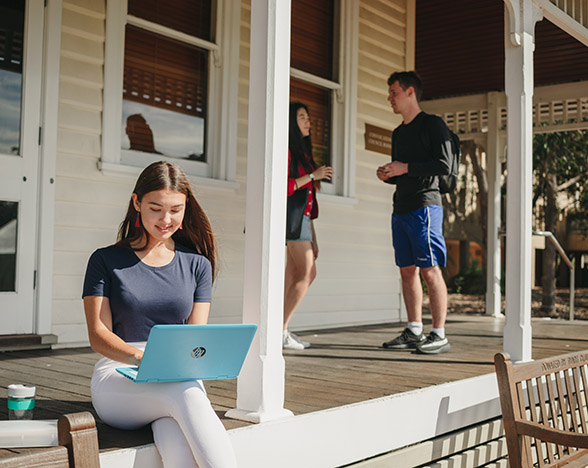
left=432, top=328, right=445, bottom=339
left=408, top=322, right=423, bottom=335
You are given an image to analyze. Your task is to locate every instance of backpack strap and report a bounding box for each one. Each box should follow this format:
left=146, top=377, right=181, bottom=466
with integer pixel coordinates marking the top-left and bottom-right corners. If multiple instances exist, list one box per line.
left=419, top=112, right=437, bottom=152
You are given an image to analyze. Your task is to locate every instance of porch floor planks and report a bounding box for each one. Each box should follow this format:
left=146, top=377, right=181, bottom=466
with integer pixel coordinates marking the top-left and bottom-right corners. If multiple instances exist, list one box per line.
left=1, top=315, right=588, bottom=458
left=0, top=362, right=92, bottom=400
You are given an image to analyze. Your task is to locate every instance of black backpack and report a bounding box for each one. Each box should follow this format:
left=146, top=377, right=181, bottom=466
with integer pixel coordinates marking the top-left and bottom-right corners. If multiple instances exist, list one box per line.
left=439, top=130, right=461, bottom=193
left=422, top=115, right=461, bottom=194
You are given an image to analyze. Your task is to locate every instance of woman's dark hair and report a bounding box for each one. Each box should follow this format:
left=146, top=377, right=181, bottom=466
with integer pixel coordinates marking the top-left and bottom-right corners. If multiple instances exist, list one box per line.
left=289, top=102, right=318, bottom=184
left=116, top=161, right=217, bottom=278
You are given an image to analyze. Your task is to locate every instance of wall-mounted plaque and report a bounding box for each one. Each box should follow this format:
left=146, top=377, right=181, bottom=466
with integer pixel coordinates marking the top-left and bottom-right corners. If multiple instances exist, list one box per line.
left=364, top=123, right=392, bottom=155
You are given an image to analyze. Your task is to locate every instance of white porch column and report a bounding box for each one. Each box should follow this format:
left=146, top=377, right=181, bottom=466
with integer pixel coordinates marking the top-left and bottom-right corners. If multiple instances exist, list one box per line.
left=225, top=0, right=294, bottom=423
left=503, top=0, right=542, bottom=362
left=485, top=92, right=503, bottom=318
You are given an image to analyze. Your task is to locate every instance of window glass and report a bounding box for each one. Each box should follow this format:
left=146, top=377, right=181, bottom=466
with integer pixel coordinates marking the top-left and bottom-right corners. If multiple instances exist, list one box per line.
left=0, top=0, right=24, bottom=156
left=121, top=25, right=207, bottom=162
left=0, top=201, right=17, bottom=292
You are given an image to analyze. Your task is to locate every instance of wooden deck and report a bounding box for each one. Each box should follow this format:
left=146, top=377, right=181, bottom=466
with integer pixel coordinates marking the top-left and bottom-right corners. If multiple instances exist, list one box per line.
left=1, top=314, right=587, bottom=461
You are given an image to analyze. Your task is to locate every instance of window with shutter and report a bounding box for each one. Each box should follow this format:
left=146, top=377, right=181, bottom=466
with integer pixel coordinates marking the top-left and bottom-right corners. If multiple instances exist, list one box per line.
left=103, top=0, right=240, bottom=182
left=290, top=0, right=357, bottom=197
left=121, top=1, right=211, bottom=163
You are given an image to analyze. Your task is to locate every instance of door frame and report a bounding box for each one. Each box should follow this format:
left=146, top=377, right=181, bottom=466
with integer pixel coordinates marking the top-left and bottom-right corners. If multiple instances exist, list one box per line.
left=35, top=0, right=62, bottom=335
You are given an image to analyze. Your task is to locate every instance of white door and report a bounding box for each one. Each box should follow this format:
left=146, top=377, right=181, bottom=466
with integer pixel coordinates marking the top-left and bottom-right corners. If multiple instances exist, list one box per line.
left=0, top=0, right=44, bottom=334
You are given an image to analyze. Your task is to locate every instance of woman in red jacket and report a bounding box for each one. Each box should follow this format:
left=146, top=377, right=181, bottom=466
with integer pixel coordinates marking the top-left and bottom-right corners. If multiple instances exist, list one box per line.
left=283, top=102, right=333, bottom=350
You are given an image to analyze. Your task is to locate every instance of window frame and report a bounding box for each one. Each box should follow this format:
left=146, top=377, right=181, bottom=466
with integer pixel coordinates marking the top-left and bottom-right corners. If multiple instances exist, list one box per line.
left=290, top=0, right=358, bottom=198
left=102, top=0, right=240, bottom=185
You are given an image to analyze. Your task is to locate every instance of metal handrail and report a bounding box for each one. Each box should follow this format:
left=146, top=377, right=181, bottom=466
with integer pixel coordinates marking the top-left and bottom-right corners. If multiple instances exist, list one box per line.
left=533, top=231, right=575, bottom=320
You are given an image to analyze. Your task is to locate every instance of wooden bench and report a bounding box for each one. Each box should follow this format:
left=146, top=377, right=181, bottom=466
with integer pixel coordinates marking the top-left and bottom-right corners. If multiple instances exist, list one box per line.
left=0, top=412, right=100, bottom=468
left=494, top=350, right=588, bottom=468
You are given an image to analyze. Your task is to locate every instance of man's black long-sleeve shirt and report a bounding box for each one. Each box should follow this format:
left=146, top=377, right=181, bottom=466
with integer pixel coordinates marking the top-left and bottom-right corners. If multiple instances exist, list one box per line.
left=386, top=112, right=452, bottom=214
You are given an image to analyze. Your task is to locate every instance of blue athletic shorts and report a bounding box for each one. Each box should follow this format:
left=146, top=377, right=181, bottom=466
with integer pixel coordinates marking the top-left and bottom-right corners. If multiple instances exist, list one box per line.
left=391, top=205, right=447, bottom=268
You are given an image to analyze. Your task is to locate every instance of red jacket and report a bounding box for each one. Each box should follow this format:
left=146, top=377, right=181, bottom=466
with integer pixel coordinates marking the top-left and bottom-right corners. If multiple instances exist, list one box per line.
left=287, top=150, right=319, bottom=219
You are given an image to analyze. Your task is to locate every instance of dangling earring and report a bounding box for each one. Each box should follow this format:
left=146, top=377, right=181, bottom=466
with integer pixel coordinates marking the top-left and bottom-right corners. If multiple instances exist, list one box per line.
left=135, top=212, right=141, bottom=228
left=179, top=223, right=183, bottom=230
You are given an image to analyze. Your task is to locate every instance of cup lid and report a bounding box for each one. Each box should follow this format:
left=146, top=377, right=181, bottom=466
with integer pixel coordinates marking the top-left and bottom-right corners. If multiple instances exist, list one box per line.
left=7, top=384, right=36, bottom=399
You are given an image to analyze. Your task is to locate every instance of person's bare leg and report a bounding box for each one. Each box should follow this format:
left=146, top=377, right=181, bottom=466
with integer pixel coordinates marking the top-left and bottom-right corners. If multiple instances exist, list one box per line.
left=382, top=265, right=424, bottom=348
left=399, top=265, right=423, bottom=323
left=420, top=265, right=447, bottom=329
left=283, top=241, right=316, bottom=330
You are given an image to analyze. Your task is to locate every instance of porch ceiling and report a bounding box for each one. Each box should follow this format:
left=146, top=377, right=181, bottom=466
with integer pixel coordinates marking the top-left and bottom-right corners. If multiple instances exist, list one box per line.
left=416, top=0, right=588, bottom=101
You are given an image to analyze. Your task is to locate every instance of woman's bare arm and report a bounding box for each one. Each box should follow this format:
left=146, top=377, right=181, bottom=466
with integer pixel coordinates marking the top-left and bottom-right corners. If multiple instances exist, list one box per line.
left=186, top=302, right=211, bottom=325
left=83, top=296, right=144, bottom=365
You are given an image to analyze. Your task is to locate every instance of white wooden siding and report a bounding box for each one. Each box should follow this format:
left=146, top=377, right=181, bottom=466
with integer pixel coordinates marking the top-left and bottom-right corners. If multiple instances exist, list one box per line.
left=348, top=0, right=409, bottom=326
left=52, top=0, right=406, bottom=346
left=53, top=0, right=108, bottom=345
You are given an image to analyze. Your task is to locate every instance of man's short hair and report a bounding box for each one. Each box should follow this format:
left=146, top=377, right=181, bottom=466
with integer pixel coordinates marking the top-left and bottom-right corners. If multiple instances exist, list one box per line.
left=387, top=71, right=423, bottom=101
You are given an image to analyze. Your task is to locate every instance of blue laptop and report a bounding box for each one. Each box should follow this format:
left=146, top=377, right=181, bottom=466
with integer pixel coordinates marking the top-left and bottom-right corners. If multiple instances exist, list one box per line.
left=116, top=324, right=257, bottom=383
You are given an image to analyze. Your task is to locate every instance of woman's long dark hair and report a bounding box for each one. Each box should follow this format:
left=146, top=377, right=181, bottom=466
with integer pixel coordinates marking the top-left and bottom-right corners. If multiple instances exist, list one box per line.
left=116, top=161, right=217, bottom=278
left=289, top=102, right=318, bottom=182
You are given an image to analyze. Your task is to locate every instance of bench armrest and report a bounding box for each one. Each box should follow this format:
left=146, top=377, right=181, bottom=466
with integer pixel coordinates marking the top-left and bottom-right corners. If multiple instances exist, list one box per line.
left=515, top=420, right=588, bottom=449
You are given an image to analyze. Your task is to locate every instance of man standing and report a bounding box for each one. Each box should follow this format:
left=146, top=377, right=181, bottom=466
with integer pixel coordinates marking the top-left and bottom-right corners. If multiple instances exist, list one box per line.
left=376, top=71, right=451, bottom=355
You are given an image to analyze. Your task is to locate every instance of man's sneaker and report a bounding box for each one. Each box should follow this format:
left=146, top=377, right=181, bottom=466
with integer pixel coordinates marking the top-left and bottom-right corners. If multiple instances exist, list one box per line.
left=288, top=331, right=310, bottom=348
left=382, top=328, right=425, bottom=349
left=283, top=330, right=305, bottom=350
left=415, top=332, right=451, bottom=354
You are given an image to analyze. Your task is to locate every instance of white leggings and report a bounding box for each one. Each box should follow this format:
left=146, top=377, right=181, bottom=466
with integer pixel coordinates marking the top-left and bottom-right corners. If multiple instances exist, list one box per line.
left=91, top=346, right=238, bottom=468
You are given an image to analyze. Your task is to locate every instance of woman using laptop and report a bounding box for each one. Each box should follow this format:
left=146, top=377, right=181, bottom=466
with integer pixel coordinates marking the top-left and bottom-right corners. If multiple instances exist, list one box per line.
left=82, top=161, right=237, bottom=468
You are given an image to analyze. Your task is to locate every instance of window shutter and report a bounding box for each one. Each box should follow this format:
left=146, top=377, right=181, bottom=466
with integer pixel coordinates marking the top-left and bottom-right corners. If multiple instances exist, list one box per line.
left=290, top=0, right=335, bottom=168
left=128, top=0, right=211, bottom=41
left=123, top=25, right=208, bottom=119
left=291, top=0, right=334, bottom=80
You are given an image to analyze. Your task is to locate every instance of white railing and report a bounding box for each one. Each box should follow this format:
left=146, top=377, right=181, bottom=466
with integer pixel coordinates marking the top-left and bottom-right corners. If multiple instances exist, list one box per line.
left=421, top=81, right=588, bottom=140
left=549, top=0, right=588, bottom=30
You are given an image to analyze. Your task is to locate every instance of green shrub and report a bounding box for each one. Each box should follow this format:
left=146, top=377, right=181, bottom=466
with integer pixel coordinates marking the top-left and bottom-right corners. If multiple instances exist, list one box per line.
left=448, top=262, right=485, bottom=294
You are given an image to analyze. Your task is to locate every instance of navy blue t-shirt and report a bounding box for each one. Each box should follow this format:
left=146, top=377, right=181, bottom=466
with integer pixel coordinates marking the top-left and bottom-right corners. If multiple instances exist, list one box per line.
left=82, top=243, right=212, bottom=342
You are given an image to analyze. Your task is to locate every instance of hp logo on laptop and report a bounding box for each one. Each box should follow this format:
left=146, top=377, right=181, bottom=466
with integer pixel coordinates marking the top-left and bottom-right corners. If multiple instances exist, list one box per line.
left=191, top=347, right=207, bottom=359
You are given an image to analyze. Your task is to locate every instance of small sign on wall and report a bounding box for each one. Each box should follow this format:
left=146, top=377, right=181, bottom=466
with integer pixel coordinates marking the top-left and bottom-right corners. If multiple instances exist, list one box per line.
left=365, top=123, right=392, bottom=155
